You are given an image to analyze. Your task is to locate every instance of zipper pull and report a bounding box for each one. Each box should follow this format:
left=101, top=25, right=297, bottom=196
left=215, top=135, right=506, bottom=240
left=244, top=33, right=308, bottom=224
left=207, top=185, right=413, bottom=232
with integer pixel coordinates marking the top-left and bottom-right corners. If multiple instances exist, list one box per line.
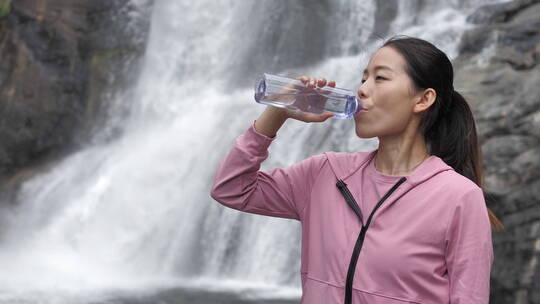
left=336, top=179, right=363, bottom=224
left=336, top=179, right=347, bottom=189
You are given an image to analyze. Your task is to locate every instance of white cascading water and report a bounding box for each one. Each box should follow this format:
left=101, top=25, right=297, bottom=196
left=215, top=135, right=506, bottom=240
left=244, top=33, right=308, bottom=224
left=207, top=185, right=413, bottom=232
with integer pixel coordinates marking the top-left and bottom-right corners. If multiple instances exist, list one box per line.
left=0, top=0, right=508, bottom=303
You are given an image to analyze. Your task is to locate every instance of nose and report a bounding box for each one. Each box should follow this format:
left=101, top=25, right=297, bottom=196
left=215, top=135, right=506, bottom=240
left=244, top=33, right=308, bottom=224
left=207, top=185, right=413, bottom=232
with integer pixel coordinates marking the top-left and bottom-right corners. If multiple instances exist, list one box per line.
left=357, top=83, right=367, bottom=100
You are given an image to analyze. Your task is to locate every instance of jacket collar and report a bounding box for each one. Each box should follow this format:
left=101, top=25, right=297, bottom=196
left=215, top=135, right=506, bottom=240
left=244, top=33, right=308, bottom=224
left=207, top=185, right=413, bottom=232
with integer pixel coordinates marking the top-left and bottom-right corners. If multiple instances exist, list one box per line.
left=324, top=149, right=453, bottom=186
left=324, top=149, right=454, bottom=217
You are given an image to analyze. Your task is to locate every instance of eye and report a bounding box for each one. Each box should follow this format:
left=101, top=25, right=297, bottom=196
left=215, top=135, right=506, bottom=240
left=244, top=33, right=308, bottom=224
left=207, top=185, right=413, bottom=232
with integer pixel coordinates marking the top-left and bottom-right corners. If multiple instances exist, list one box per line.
left=361, top=76, right=387, bottom=84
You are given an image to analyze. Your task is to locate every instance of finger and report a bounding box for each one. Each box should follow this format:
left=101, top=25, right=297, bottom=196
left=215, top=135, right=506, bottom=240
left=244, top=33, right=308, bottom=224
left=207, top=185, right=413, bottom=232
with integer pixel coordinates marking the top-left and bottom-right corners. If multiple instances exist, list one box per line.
left=298, top=76, right=309, bottom=84
left=328, top=80, right=336, bottom=87
left=314, top=112, right=334, bottom=122
left=317, top=78, right=327, bottom=87
left=308, top=77, right=316, bottom=88
left=320, top=112, right=334, bottom=120
left=303, top=112, right=334, bottom=122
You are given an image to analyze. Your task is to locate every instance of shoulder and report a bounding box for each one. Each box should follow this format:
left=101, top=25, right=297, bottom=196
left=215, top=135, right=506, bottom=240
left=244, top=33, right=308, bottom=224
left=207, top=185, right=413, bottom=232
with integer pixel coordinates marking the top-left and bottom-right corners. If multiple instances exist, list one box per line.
left=427, top=170, right=488, bottom=221
left=300, top=152, right=330, bottom=165
left=324, top=150, right=375, bottom=179
left=435, top=170, right=481, bottom=194
left=416, top=168, right=485, bottom=213
left=324, top=150, right=373, bottom=160
left=289, top=153, right=329, bottom=175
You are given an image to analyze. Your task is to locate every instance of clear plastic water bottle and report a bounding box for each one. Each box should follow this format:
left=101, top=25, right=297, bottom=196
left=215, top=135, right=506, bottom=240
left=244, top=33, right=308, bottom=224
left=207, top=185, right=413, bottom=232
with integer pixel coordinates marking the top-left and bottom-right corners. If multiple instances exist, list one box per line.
left=254, top=73, right=363, bottom=119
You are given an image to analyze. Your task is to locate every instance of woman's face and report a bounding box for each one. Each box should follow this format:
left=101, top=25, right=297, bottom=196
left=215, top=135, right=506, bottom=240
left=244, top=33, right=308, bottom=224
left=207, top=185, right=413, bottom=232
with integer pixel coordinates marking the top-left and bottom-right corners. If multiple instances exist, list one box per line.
left=354, top=46, right=420, bottom=139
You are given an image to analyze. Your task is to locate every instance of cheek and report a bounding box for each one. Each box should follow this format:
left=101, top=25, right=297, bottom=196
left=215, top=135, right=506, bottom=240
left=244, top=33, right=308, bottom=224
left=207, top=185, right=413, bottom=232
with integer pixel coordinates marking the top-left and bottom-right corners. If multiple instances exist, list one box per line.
left=353, top=108, right=380, bottom=137
left=354, top=94, right=414, bottom=138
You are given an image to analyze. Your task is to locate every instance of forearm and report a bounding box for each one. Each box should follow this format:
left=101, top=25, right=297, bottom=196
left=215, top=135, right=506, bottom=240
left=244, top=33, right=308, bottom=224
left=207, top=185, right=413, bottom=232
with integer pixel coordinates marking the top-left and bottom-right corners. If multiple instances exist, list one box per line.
left=210, top=121, right=304, bottom=220
left=254, top=106, right=288, bottom=137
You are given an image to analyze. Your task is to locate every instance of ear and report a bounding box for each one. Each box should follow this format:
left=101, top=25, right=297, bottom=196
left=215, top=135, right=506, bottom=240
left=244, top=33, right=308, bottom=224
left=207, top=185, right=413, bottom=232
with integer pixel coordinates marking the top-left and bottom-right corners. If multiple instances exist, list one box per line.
left=413, top=88, right=436, bottom=114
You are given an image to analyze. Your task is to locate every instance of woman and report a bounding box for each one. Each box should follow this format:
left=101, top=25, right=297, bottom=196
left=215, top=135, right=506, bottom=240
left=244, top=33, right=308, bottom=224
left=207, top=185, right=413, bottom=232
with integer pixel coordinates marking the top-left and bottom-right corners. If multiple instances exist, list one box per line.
left=210, top=36, right=504, bottom=304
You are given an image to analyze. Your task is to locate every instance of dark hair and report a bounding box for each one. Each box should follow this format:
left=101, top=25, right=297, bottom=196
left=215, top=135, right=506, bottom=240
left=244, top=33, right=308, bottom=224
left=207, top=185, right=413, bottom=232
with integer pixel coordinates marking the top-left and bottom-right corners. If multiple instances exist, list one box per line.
left=382, top=35, right=504, bottom=231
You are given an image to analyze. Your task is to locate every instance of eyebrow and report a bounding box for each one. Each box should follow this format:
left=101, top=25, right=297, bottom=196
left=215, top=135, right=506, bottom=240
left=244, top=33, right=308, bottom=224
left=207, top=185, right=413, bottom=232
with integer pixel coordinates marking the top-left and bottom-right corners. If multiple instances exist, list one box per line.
left=363, top=65, right=394, bottom=74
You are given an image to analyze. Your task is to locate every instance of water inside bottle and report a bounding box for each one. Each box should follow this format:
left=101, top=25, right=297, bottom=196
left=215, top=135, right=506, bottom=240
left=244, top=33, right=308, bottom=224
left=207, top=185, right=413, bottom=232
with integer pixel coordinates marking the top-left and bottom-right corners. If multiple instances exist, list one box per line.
left=255, top=77, right=329, bottom=111
left=254, top=79, right=307, bottom=107
left=254, top=74, right=361, bottom=118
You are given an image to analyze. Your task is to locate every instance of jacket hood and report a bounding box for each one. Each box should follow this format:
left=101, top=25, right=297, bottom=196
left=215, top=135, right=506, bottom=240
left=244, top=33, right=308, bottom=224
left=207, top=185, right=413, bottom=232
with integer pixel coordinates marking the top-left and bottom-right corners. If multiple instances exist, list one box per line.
left=324, top=149, right=454, bottom=187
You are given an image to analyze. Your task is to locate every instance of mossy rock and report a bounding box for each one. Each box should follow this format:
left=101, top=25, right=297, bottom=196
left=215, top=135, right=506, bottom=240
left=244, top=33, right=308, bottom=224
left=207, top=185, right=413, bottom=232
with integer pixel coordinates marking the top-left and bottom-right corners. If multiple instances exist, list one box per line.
left=0, top=1, right=11, bottom=19
left=90, top=48, right=134, bottom=67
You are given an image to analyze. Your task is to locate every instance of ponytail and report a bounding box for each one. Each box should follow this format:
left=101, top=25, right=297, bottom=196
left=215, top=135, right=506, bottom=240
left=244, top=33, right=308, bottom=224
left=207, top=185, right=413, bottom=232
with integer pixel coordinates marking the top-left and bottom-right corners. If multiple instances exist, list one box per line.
left=425, top=90, right=505, bottom=231
left=382, top=35, right=504, bottom=231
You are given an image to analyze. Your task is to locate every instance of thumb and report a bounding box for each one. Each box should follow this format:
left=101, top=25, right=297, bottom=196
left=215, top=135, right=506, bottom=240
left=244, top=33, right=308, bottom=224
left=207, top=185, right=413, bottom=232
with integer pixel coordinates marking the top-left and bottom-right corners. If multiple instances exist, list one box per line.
left=317, top=112, right=334, bottom=122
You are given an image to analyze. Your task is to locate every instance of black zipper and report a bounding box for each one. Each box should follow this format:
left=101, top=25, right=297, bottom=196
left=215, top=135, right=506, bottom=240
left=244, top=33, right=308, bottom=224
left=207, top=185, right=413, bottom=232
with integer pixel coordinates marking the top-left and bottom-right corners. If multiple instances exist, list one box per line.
left=336, top=177, right=407, bottom=304
left=336, top=180, right=364, bottom=224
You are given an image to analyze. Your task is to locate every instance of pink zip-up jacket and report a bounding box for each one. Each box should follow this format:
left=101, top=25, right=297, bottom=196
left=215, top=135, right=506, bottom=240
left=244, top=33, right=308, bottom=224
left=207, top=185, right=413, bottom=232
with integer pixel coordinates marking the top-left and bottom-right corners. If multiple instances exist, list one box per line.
left=210, top=122, right=494, bottom=304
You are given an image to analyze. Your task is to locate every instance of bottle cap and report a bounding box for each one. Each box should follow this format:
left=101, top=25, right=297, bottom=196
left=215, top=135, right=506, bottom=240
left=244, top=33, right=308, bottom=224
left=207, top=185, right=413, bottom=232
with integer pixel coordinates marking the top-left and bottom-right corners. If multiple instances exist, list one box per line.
left=354, top=98, right=364, bottom=114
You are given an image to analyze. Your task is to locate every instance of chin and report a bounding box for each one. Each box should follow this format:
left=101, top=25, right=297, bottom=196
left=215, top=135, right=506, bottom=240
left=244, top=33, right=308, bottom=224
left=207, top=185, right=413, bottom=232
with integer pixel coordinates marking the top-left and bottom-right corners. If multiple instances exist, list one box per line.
left=355, top=128, right=377, bottom=139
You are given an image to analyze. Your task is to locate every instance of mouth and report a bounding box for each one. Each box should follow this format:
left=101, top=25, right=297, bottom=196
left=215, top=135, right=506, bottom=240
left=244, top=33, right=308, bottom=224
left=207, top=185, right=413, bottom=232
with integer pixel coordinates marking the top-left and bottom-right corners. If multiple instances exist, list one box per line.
left=354, top=104, right=367, bottom=114
left=353, top=109, right=368, bottom=119
left=356, top=109, right=369, bottom=114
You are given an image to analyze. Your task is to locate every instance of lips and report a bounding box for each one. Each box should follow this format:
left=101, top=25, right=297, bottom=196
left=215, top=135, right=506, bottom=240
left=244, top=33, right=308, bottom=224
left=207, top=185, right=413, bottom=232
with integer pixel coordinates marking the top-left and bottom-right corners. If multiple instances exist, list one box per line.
left=354, top=105, right=368, bottom=114
left=353, top=109, right=368, bottom=118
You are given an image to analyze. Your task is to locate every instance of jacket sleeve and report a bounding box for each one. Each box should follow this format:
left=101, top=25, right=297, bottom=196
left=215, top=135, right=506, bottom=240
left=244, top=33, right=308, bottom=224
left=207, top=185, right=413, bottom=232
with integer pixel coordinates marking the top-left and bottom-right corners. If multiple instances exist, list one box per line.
left=444, top=187, right=494, bottom=304
left=210, top=121, right=326, bottom=221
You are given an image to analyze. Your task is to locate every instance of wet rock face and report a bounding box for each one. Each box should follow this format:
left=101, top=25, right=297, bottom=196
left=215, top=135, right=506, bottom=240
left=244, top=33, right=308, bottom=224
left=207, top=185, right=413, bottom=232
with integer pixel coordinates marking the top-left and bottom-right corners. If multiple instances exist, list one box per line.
left=0, top=0, right=152, bottom=183
left=454, top=0, right=540, bottom=303
left=466, top=0, right=540, bottom=24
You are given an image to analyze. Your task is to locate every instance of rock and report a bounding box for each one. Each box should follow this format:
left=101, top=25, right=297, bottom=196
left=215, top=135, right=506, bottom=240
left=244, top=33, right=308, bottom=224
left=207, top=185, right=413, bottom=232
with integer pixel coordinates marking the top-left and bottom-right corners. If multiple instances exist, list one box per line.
left=455, top=0, right=540, bottom=302
left=467, top=0, right=540, bottom=24
left=492, top=46, right=536, bottom=70
left=460, top=8, right=540, bottom=61
left=0, top=0, right=153, bottom=187
left=482, top=135, right=538, bottom=167
left=513, top=110, right=540, bottom=138
left=369, top=0, right=398, bottom=41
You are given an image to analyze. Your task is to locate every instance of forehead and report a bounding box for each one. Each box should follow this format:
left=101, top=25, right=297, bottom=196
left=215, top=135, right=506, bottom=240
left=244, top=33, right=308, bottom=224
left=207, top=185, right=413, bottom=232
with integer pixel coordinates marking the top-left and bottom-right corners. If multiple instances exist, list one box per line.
left=363, top=46, right=406, bottom=73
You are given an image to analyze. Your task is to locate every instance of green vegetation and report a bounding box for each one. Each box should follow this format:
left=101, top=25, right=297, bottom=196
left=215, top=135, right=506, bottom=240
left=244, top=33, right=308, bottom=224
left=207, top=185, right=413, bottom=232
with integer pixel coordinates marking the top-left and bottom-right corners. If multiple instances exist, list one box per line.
left=90, top=48, right=132, bottom=67
left=0, top=1, right=11, bottom=19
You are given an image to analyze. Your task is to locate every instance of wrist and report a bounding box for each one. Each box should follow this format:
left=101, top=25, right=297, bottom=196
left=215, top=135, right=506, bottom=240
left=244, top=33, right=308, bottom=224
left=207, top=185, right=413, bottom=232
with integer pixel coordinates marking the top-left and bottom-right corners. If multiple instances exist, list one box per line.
left=254, top=106, right=288, bottom=137
left=266, top=106, right=289, bottom=120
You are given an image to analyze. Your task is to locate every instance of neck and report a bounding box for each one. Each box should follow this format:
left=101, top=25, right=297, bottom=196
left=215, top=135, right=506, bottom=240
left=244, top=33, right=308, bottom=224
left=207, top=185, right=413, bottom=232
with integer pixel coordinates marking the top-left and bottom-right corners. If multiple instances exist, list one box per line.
left=375, top=129, right=430, bottom=176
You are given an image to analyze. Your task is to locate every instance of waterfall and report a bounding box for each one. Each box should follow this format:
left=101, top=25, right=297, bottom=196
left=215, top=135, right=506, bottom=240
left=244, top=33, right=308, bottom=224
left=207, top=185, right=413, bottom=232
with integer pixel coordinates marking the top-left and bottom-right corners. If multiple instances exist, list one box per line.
left=0, top=0, right=509, bottom=303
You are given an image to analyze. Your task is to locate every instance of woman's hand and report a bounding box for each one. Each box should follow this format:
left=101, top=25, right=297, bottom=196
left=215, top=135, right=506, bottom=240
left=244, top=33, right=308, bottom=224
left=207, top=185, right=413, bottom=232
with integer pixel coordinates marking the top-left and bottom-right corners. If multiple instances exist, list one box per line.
left=281, top=76, right=336, bottom=122
left=254, top=76, right=336, bottom=137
